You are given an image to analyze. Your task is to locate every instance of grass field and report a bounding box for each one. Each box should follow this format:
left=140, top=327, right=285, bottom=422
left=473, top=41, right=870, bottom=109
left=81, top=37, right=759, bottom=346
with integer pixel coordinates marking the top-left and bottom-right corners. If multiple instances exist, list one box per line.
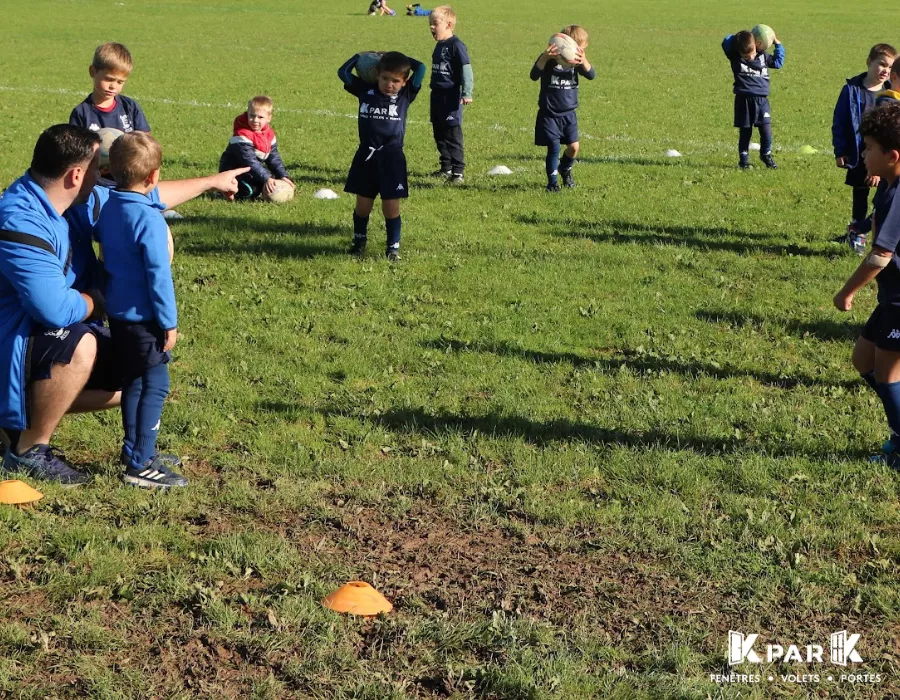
left=1, top=0, right=899, bottom=697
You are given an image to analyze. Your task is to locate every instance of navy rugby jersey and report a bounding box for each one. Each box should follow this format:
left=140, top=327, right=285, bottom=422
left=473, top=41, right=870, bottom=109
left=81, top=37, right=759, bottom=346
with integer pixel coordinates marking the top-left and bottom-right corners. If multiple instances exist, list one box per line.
left=69, top=94, right=150, bottom=133
left=430, top=36, right=470, bottom=92
left=722, top=36, right=785, bottom=97
left=338, top=55, right=425, bottom=149
left=530, top=60, right=596, bottom=117
left=872, top=178, right=900, bottom=305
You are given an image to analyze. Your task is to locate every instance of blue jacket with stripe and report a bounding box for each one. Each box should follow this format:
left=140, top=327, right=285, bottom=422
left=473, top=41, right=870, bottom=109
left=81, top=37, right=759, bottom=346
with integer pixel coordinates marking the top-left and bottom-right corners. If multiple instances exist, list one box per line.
left=0, top=172, right=89, bottom=429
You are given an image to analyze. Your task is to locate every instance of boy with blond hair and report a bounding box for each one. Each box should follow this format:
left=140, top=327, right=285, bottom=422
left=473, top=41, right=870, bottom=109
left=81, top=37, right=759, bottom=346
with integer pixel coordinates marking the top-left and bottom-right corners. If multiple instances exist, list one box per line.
left=69, top=42, right=150, bottom=134
left=219, top=96, right=294, bottom=201
left=531, top=25, right=595, bottom=191
left=833, top=43, right=896, bottom=253
left=428, top=5, right=473, bottom=183
left=96, top=132, right=187, bottom=490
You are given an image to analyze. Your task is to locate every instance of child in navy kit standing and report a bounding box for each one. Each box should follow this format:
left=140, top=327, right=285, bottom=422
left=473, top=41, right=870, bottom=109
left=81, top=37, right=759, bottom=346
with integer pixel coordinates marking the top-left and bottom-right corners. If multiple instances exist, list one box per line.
left=722, top=30, right=784, bottom=169
left=428, top=5, right=473, bottom=184
left=96, top=132, right=188, bottom=489
left=834, top=102, right=900, bottom=469
left=338, top=51, right=426, bottom=261
left=69, top=43, right=150, bottom=135
left=833, top=44, right=896, bottom=253
left=531, top=26, right=595, bottom=192
left=219, top=96, right=295, bottom=200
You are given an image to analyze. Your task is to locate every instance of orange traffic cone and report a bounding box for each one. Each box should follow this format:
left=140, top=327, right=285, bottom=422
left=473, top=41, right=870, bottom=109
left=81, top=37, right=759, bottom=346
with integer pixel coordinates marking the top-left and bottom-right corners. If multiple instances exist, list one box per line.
left=323, top=581, right=392, bottom=617
left=0, top=480, right=43, bottom=505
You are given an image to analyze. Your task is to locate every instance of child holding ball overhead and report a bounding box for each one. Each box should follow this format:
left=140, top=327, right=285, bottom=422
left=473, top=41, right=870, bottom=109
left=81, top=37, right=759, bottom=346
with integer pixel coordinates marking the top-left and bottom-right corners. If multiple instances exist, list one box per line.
left=338, top=51, right=425, bottom=261
left=531, top=26, right=595, bottom=192
left=722, top=28, right=784, bottom=170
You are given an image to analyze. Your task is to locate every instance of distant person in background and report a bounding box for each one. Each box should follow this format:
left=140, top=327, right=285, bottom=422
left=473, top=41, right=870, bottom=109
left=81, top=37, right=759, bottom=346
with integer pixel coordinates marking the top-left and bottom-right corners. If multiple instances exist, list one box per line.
left=369, top=0, right=396, bottom=15
left=833, top=43, right=896, bottom=255
left=406, top=3, right=431, bottom=15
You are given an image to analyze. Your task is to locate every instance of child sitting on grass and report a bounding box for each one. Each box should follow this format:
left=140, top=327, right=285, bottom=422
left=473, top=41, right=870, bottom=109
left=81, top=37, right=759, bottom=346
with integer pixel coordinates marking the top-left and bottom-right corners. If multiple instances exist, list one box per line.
left=369, top=0, right=396, bottom=15
left=218, top=96, right=294, bottom=201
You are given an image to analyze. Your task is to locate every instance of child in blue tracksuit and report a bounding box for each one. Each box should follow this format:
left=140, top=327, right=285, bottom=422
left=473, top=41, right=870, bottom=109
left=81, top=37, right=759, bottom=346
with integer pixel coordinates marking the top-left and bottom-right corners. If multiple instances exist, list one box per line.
left=722, top=30, right=784, bottom=169
left=96, top=132, right=187, bottom=490
left=338, top=51, right=425, bottom=260
left=833, top=44, right=897, bottom=253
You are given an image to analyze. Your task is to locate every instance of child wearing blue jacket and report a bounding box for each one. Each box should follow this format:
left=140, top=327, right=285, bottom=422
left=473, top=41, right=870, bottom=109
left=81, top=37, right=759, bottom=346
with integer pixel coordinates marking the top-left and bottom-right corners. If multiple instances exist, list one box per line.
left=96, top=132, right=188, bottom=490
left=722, top=30, right=784, bottom=169
left=833, top=44, right=896, bottom=253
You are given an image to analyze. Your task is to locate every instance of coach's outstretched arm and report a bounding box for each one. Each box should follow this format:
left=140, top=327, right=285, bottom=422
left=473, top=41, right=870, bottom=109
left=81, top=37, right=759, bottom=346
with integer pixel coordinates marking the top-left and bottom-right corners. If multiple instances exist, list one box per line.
left=155, top=167, right=251, bottom=208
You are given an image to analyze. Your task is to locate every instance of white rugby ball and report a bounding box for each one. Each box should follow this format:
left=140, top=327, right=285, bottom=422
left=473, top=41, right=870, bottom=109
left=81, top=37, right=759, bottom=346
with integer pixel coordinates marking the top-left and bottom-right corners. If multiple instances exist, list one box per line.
left=355, top=52, right=385, bottom=83
left=264, top=180, right=295, bottom=203
left=97, top=127, right=124, bottom=169
left=549, top=33, right=579, bottom=67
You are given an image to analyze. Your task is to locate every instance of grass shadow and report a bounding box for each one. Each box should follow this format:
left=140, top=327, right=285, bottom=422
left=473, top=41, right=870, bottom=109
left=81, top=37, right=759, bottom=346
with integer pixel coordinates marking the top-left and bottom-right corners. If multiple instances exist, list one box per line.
left=516, top=215, right=837, bottom=258
left=307, top=404, right=867, bottom=461
left=420, top=337, right=852, bottom=390
left=695, top=309, right=860, bottom=343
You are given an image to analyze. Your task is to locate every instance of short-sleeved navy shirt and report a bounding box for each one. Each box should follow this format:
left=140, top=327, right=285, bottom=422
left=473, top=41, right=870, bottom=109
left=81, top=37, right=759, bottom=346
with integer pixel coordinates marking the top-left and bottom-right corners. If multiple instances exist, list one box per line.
left=533, top=61, right=595, bottom=117
left=872, top=178, right=900, bottom=305
left=69, top=95, right=150, bottom=133
left=344, top=77, right=420, bottom=150
left=430, top=36, right=470, bottom=91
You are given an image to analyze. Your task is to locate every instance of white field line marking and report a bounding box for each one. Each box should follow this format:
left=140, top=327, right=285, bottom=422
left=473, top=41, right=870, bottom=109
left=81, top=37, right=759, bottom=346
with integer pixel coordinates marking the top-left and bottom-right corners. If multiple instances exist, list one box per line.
left=0, top=84, right=828, bottom=154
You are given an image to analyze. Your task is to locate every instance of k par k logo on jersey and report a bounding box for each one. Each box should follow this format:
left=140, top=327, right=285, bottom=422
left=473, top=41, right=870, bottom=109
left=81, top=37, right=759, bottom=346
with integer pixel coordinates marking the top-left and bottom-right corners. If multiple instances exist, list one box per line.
left=728, top=631, right=863, bottom=666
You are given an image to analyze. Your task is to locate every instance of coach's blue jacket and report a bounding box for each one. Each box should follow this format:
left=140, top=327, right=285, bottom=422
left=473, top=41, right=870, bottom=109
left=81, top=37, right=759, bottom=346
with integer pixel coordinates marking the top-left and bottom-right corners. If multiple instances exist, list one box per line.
left=832, top=73, right=885, bottom=168
left=0, top=172, right=89, bottom=429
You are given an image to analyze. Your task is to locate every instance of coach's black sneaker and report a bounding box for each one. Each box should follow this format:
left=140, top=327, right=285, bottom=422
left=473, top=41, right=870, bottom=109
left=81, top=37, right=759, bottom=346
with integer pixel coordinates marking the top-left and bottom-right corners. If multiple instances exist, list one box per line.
left=1, top=445, right=90, bottom=487
left=349, top=235, right=367, bottom=256
left=123, top=455, right=189, bottom=490
left=560, top=168, right=576, bottom=188
left=761, top=152, right=778, bottom=169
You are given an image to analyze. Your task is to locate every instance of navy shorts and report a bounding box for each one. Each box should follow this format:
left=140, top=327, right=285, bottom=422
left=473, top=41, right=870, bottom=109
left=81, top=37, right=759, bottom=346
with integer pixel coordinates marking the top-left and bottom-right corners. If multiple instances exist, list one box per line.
left=108, top=320, right=171, bottom=381
left=734, top=95, right=771, bottom=128
left=845, top=162, right=870, bottom=188
left=535, top=111, right=578, bottom=147
left=861, top=304, right=900, bottom=351
left=28, top=322, right=121, bottom=392
left=344, top=147, right=408, bottom=200
left=431, top=90, right=463, bottom=125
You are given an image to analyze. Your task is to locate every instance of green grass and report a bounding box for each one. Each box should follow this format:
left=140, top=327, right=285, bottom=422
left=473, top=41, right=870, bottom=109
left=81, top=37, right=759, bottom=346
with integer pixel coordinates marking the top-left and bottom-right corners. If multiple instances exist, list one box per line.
left=1, top=0, right=899, bottom=697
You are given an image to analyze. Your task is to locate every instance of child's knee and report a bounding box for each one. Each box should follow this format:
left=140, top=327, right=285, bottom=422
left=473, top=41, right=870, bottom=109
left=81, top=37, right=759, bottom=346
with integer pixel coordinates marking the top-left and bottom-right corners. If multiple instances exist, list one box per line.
left=567, top=142, right=580, bottom=156
left=382, top=199, right=401, bottom=218
left=355, top=196, right=375, bottom=216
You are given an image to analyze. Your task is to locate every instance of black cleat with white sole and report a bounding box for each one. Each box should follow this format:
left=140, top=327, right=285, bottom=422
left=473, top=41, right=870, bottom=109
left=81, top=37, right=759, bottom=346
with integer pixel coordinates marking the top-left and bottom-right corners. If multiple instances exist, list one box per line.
left=123, top=455, right=189, bottom=490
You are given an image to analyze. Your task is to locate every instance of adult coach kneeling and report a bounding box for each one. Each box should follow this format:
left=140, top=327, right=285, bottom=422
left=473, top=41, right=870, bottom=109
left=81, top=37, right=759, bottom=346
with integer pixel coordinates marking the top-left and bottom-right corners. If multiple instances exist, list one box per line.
left=0, top=125, right=248, bottom=486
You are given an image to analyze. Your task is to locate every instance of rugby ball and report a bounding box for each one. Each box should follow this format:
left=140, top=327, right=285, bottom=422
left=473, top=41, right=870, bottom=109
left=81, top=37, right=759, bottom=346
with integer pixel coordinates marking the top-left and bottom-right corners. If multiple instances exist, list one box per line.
left=264, top=180, right=295, bottom=203
left=355, top=52, right=385, bottom=83
left=752, top=24, right=775, bottom=52
left=549, top=33, right=579, bottom=66
left=97, top=127, right=124, bottom=169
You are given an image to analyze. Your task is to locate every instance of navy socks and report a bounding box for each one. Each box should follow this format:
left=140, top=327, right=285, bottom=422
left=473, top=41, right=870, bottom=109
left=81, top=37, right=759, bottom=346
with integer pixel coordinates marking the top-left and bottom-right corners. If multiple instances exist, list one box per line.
left=353, top=212, right=369, bottom=244
left=123, top=363, right=170, bottom=468
left=560, top=154, right=575, bottom=173
left=876, top=380, right=900, bottom=440
left=385, top=216, right=401, bottom=254
left=545, top=144, right=560, bottom=184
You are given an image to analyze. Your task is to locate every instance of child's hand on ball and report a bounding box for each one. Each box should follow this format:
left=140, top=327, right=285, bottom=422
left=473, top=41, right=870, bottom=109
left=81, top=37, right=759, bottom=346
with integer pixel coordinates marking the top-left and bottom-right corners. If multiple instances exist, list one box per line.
left=264, top=178, right=278, bottom=195
left=545, top=43, right=560, bottom=58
